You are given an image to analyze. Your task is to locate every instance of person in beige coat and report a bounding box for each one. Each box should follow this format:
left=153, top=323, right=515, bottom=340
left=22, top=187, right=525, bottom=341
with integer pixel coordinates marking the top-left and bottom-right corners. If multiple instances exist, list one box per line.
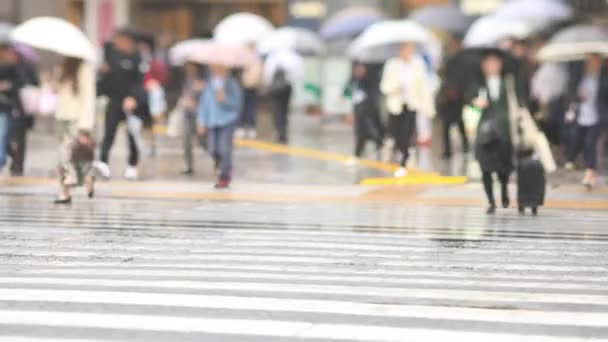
left=380, top=43, right=435, bottom=177
left=238, top=43, right=263, bottom=139
left=53, top=57, right=96, bottom=204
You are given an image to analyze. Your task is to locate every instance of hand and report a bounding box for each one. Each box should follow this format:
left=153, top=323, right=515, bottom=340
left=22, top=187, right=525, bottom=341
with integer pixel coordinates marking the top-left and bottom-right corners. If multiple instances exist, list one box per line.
left=100, top=63, right=110, bottom=73
left=0, top=81, right=12, bottom=91
left=122, top=96, right=137, bottom=112
left=197, top=124, right=207, bottom=136
left=194, top=79, right=205, bottom=92
left=216, top=89, right=225, bottom=103
left=473, top=97, right=488, bottom=109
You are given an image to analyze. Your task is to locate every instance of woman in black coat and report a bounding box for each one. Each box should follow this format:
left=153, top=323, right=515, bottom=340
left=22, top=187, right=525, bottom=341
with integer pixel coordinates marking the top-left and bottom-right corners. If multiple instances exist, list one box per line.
left=471, top=51, right=515, bottom=214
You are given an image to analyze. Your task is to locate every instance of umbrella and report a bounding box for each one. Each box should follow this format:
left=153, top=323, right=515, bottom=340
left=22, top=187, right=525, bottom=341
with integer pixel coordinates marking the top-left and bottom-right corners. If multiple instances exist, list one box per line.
left=186, top=41, right=254, bottom=68
left=169, top=39, right=211, bottom=66
left=263, top=49, right=304, bottom=86
left=347, top=20, right=431, bottom=63
left=410, top=4, right=474, bottom=34
left=448, top=47, right=518, bottom=95
left=531, top=63, right=568, bottom=104
left=214, top=13, right=274, bottom=45
left=494, top=0, right=572, bottom=26
left=10, top=17, right=96, bottom=61
left=258, top=27, right=324, bottom=56
left=537, top=25, right=608, bottom=62
left=320, top=6, right=386, bottom=41
left=464, top=15, right=535, bottom=48
left=0, top=22, right=14, bottom=43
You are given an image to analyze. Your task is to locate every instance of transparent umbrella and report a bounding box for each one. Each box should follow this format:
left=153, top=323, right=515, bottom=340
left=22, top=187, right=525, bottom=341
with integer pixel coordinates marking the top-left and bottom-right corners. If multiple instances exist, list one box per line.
left=263, top=49, right=304, bottom=86
left=169, top=39, right=211, bottom=66
left=410, top=4, right=474, bottom=35
left=495, top=0, right=572, bottom=26
left=187, top=41, right=255, bottom=68
left=214, top=13, right=274, bottom=45
left=464, top=15, right=535, bottom=48
left=258, top=27, right=324, bottom=56
left=537, top=25, right=608, bottom=62
left=320, top=6, right=386, bottom=41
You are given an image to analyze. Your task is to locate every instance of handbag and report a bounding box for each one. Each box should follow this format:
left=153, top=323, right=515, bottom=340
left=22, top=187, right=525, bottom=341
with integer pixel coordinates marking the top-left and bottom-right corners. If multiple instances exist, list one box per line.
left=477, top=114, right=501, bottom=146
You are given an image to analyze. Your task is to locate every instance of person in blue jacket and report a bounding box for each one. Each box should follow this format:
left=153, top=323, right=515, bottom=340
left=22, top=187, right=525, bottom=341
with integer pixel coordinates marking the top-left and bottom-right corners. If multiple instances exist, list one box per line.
left=197, top=64, right=242, bottom=189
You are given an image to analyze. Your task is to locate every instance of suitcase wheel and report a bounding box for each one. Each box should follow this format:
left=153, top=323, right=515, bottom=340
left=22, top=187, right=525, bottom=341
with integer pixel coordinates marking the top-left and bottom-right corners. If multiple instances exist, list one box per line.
left=532, top=207, right=538, bottom=216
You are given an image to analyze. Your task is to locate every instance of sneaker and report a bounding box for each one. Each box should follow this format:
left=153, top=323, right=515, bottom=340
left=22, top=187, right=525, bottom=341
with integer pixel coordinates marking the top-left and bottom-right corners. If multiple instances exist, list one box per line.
left=246, top=129, right=258, bottom=140
left=564, top=162, right=575, bottom=171
left=124, top=166, right=139, bottom=180
left=235, top=129, right=246, bottom=139
left=394, top=167, right=408, bottom=178
left=94, top=161, right=112, bottom=179
left=344, top=157, right=359, bottom=167
left=215, top=179, right=231, bottom=189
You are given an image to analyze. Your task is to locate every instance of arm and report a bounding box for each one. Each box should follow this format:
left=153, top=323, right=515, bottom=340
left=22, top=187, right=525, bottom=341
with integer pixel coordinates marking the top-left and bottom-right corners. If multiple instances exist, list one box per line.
left=197, top=87, right=210, bottom=128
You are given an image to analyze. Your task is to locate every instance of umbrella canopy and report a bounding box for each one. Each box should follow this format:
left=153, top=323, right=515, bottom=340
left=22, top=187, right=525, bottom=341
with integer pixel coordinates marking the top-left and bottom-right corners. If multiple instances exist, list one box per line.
left=258, top=27, right=324, bottom=56
left=537, top=25, right=608, bottom=62
left=169, top=39, right=211, bottom=66
left=0, top=22, right=14, bottom=43
left=410, top=4, right=474, bottom=34
left=347, top=20, right=431, bottom=63
left=263, top=49, right=305, bottom=86
left=494, top=0, right=572, bottom=26
left=464, top=15, right=535, bottom=48
left=186, top=41, right=254, bottom=68
left=214, top=13, right=274, bottom=45
left=10, top=17, right=96, bottom=61
left=320, top=6, right=386, bottom=41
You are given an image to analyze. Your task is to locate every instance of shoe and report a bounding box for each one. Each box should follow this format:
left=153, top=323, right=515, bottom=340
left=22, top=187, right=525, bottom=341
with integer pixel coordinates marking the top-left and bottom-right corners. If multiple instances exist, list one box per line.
left=502, top=196, right=510, bottom=209
left=486, top=205, right=496, bottom=215
left=235, top=129, right=246, bottom=139
left=85, top=176, right=95, bottom=199
left=124, top=166, right=138, bottom=180
left=564, top=162, right=575, bottom=171
left=54, top=197, right=72, bottom=205
left=214, top=179, right=231, bottom=189
left=345, top=157, right=359, bottom=167
left=181, top=168, right=194, bottom=175
left=394, top=167, right=408, bottom=178
left=94, top=161, right=112, bottom=179
left=246, top=129, right=258, bottom=139
left=441, top=152, right=452, bottom=160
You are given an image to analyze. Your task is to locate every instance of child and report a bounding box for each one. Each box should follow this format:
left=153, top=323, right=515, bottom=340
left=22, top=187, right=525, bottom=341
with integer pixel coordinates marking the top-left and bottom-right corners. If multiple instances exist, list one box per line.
left=55, top=130, right=96, bottom=204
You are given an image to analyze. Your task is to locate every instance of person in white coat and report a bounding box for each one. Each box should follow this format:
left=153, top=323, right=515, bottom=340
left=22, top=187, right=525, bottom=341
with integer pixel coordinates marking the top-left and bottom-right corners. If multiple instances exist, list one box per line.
left=380, top=43, right=435, bottom=177
left=53, top=57, right=96, bottom=204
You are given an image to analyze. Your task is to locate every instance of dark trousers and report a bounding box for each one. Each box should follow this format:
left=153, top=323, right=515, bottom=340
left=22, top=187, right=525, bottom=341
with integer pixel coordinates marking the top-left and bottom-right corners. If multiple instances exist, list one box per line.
left=101, top=100, right=139, bottom=167
left=208, top=123, right=236, bottom=181
left=389, top=109, right=417, bottom=167
left=354, top=104, right=383, bottom=157
left=567, top=124, right=601, bottom=170
left=183, top=111, right=203, bottom=171
left=241, top=88, right=258, bottom=129
left=7, top=117, right=28, bottom=176
left=442, top=117, right=469, bottom=156
left=272, top=86, right=292, bottom=144
left=482, top=171, right=510, bottom=207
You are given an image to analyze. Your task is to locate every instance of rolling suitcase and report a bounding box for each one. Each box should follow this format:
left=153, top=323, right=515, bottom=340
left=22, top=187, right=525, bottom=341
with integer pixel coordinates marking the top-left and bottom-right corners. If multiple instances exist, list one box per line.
left=517, top=154, right=546, bottom=216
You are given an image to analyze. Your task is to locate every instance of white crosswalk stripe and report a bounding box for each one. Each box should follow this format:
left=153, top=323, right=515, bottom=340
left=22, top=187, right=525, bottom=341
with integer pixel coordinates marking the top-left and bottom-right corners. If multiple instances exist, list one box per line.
left=0, top=197, right=607, bottom=341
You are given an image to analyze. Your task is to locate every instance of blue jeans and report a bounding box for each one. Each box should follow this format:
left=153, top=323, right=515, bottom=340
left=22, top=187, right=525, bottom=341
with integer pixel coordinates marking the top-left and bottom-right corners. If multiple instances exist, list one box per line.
left=0, top=114, right=9, bottom=169
left=207, top=123, right=236, bottom=180
left=568, top=124, right=601, bottom=170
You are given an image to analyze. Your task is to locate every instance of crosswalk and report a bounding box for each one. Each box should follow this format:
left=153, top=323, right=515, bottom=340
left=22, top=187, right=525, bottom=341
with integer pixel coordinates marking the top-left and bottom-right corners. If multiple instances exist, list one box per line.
left=0, top=195, right=607, bottom=341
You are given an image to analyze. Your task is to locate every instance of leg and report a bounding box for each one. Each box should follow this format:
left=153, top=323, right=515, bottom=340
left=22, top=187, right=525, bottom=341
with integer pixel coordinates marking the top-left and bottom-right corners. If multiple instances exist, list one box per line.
left=582, top=125, right=601, bottom=187
left=457, top=117, right=469, bottom=152
left=8, top=120, right=27, bottom=176
left=0, top=114, right=8, bottom=170
left=566, top=124, right=584, bottom=164
left=183, top=112, right=196, bottom=172
left=497, top=171, right=511, bottom=208
left=127, top=133, right=139, bottom=167
left=100, top=102, right=123, bottom=164
left=482, top=171, right=496, bottom=213
left=399, top=110, right=417, bottom=167
left=388, top=114, right=405, bottom=163
left=217, top=124, right=236, bottom=184
left=442, top=118, right=452, bottom=158
left=207, top=127, right=220, bottom=172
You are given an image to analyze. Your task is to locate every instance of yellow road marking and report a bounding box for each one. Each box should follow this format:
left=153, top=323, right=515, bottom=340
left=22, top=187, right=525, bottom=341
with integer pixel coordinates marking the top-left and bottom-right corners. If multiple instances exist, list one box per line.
left=360, top=176, right=468, bottom=186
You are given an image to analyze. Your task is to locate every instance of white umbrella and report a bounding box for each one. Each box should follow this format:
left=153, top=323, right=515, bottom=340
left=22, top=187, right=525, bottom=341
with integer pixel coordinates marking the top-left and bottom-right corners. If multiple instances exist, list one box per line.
left=537, top=25, right=608, bottom=62
left=214, top=13, right=274, bottom=45
left=263, top=49, right=304, bottom=86
left=187, top=41, right=255, bottom=68
left=410, top=4, right=474, bottom=34
left=320, top=6, right=386, bottom=40
left=258, top=27, right=324, bottom=56
left=10, top=17, right=96, bottom=62
left=0, top=22, right=14, bottom=43
left=532, top=63, right=568, bottom=104
left=495, top=0, right=572, bottom=26
left=464, top=15, right=535, bottom=48
left=347, top=20, right=430, bottom=62
left=169, top=39, right=211, bottom=66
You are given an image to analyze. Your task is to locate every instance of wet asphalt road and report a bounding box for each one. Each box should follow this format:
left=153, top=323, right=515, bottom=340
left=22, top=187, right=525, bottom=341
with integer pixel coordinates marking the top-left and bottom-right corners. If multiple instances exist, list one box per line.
left=0, top=195, right=607, bottom=341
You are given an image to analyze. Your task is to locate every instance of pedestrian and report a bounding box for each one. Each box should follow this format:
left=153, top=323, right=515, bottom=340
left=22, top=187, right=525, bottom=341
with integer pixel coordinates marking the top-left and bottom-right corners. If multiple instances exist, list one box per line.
left=197, top=63, right=242, bottom=189
left=180, top=62, right=206, bottom=175
left=97, top=29, right=148, bottom=180
left=380, top=42, right=435, bottom=177
left=53, top=57, right=96, bottom=204
left=564, top=54, right=608, bottom=189
left=5, top=45, right=37, bottom=177
left=0, top=44, right=24, bottom=174
left=238, top=43, right=263, bottom=139
left=268, top=67, right=292, bottom=144
left=471, top=51, right=516, bottom=215
left=345, top=61, right=383, bottom=165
